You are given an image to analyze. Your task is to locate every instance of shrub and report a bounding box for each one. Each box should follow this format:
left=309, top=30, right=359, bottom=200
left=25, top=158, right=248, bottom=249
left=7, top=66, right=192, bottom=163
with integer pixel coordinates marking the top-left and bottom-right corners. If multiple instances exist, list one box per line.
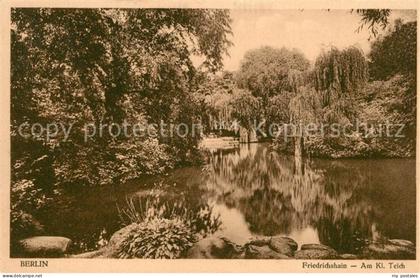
left=115, top=189, right=222, bottom=258
left=118, top=190, right=221, bottom=236
left=116, top=217, right=196, bottom=259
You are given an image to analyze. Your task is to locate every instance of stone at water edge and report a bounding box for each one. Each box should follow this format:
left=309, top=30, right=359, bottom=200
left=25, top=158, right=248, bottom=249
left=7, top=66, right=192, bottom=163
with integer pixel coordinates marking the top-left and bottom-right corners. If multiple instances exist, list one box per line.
left=340, top=254, right=358, bottom=259
left=361, top=239, right=415, bottom=259
left=18, top=236, right=72, bottom=257
left=186, top=235, right=243, bottom=259
left=70, top=249, right=108, bottom=258
left=245, top=244, right=291, bottom=259
left=269, top=236, right=298, bottom=257
left=103, top=223, right=140, bottom=258
left=211, top=237, right=243, bottom=259
left=388, top=239, right=415, bottom=248
left=294, top=248, right=339, bottom=259
left=295, top=243, right=339, bottom=259
left=300, top=243, right=335, bottom=252
left=247, top=237, right=271, bottom=247
left=108, top=223, right=138, bottom=248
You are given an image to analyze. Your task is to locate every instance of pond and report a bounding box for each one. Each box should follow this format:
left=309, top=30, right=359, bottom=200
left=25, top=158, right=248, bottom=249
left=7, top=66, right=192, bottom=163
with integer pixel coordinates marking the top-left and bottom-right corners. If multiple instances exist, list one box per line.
left=37, top=143, right=416, bottom=255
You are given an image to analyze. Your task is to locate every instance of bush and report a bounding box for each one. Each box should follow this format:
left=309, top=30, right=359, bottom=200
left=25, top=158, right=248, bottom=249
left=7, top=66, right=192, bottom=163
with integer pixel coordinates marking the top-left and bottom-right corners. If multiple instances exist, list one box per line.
left=118, top=190, right=221, bottom=236
left=115, top=189, right=221, bottom=258
left=116, top=217, right=196, bottom=259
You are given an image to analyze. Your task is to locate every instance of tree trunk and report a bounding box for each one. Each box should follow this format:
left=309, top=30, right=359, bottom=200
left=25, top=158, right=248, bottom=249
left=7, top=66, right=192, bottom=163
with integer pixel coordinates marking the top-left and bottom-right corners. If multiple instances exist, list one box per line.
left=294, top=136, right=304, bottom=175
left=239, top=126, right=248, bottom=143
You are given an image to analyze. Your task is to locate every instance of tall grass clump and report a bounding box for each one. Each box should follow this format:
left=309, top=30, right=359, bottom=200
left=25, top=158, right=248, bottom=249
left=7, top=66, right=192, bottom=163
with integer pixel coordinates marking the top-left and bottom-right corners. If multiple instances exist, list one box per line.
left=115, top=189, right=221, bottom=259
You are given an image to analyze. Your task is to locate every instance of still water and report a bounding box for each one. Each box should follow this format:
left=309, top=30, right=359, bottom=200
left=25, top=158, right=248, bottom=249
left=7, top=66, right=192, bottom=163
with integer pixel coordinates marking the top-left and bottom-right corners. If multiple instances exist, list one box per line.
left=39, top=143, right=416, bottom=254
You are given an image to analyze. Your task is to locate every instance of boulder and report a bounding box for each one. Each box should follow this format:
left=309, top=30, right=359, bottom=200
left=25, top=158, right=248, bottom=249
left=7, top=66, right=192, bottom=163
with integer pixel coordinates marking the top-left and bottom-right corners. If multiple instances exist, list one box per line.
left=245, top=244, right=291, bottom=259
left=70, top=249, right=107, bottom=258
left=295, top=247, right=338, bottom=259
left=388, top=239, right=415, bottom=248
left=361, top=239, right=415, bottom=259
left=18, top=236, right=72, bottom=257
left=247, top=237, right=271, bottom=247
left=95, top=223, right=139, bottom=258
left=296, top=243, right=339, bottom=259
left=108, top=223, right=137, bottom=247
left=108, top=223, right=138, bottom=249
left=269, top=236, right=298, bottom=256
left=340, top=254, right=358, bottom=259
left=300, top=244, right=335, bottom=252
left=186, top=235, right=243, bottom=259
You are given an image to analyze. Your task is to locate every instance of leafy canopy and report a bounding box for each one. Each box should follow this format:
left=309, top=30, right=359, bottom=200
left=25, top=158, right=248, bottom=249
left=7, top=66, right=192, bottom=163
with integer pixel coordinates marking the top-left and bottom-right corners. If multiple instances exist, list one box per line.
left=369, top=20, right=417, bottom=80
left=236, top=46, right=310, bottom=99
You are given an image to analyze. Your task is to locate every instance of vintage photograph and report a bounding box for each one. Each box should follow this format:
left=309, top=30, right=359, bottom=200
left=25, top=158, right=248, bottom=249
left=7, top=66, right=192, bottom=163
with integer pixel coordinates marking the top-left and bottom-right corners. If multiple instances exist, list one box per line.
left=9, top=8, right=416, bottom=261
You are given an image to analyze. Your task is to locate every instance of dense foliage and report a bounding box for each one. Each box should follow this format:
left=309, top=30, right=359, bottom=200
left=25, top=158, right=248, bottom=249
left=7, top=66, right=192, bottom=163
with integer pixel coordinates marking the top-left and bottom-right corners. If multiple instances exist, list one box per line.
left=272, top=20, right=416, bottom=158
left=192, top=72, right=237, bottom=133
left=232, top=47, right=310, bottom=135
left=369, top=20, right=416, bottom=80
left=116, top=218, right=196, bottom=259
left=307, top=20, right=417, bottom=157
left=236, top=46, right=310, bottom=99
left=11, top=8, right=232, bottom=241
left=116, top=191, right=221, bottom=259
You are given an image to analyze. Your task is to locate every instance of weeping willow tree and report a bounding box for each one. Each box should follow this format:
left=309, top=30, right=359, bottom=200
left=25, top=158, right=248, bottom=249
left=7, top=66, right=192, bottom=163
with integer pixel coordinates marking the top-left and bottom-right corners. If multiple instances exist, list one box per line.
left=235, top=47, right=310, bottom=138
left=193, top=72, right=236, bottom=134
left=230, top=89, right=262, bottom=142
left=289, top=46, right=369, bottom=165
left=313, top=47, right=368, bottom=121
left=313, top=47, right=368, bottom=108
left=289, top=86, right=321, bottom=174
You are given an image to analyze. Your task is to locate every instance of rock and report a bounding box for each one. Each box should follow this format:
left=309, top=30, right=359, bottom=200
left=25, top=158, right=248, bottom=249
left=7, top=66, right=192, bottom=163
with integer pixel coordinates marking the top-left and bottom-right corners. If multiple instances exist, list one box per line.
left=269, top=236, right=298, bottom=256
left=247, top=237, right=271, bottom=247
left=108, top=224, right=137, bottom=247
left=340, top=254, right=358, bottom=259
left=388, top=239, right=415, bottom=248
left=361, top=240, right=415, bottom=259
left=18, top=236, right=72, bottom=257
left=209, top=236, right=243, bottom=259
left=186, top=235, right=243, bottom=259
left=300, top=244, right=335, bottom=252
left=294, top=249, right=339, bottom=259
left=295, top=243, right=339, bottom=259
left=245, top=244, right=291, bottom=259
left=70, top=249, right=107, bottom=258
left=106, top=223, right=144, bottom=258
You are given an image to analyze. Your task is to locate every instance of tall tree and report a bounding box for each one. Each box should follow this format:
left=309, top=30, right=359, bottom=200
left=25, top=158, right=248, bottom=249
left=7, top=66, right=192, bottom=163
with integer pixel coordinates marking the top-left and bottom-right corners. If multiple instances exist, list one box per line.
left=236, top=46, right=310, bottom=100
left=312, top=46, right=368, bottom=123
left=368, top=20, right=417, bottom=80
left=11, top=7, right=233, bottom=194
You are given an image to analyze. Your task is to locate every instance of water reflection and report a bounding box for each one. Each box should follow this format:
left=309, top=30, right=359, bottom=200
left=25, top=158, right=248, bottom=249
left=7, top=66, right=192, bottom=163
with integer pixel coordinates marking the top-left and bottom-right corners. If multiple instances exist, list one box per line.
left=39, top=143, right=415, bottom=255
left=202, top=143, right=416, bottom=254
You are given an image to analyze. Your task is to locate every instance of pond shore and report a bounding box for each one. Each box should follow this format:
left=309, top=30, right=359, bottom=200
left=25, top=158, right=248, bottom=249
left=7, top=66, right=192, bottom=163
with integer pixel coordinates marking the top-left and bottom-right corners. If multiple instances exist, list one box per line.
left=17, top=225, right=416, bottom=260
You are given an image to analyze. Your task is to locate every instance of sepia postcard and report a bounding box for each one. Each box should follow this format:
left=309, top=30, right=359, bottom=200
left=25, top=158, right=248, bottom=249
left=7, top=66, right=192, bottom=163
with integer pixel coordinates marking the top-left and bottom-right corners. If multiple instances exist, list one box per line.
left=0, top=0, right=419, bottom=273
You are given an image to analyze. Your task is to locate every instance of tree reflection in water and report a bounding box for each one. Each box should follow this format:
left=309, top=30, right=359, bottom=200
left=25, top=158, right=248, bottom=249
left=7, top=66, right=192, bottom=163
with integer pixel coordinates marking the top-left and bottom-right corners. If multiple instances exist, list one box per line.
left=38, top=143, right=415, bottom=255
left=203, top=143, right=415, bottom=254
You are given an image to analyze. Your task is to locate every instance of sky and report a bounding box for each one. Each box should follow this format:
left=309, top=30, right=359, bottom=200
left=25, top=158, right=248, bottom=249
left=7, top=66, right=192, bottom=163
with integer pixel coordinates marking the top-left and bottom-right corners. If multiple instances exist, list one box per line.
left=221, top=9, right=416, bottom=71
